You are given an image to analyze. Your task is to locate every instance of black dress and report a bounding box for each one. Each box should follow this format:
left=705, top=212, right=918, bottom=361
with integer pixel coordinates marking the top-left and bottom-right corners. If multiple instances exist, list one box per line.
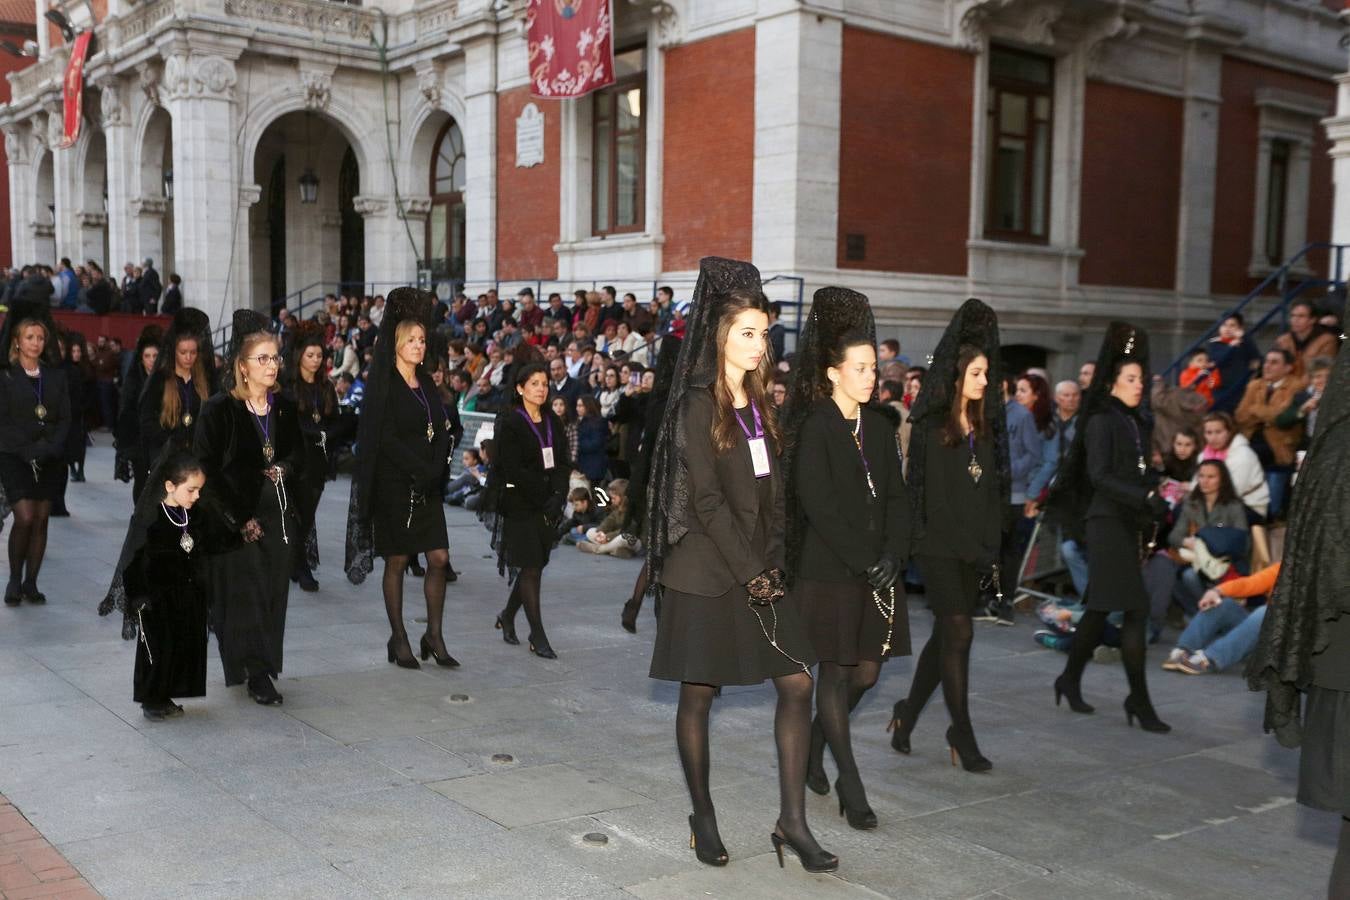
left=62, top=361, right=92, bottom=467
left=124, top=515, right=209, bottom=704
left=914, top=427, right=1000, bottom=615
left=1082, top=398, right=1155, bottom=613
left=793, top=401, right=911, bottom=663
left=491, top=406, right=571, bottom=570
left=116, top=364, right=152, bottom=498
left=0, top=365, right=69, bottom=503
left=139, top=371, right=204, bottom=465
left=287, top=376, right=339, bottom=566
left=650, top=390, right=815, bottom=686
left=192, top=393, right=303, bottom=686
left=371, top=372, right=452, bottom=558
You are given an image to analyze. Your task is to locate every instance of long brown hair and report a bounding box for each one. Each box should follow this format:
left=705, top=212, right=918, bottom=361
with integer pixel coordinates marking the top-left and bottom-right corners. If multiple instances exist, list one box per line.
left=711, top=288, right=782, bottom=455
left=159, top=336, right=210, bottom=429
left=940, top=343, right=988, bottom=447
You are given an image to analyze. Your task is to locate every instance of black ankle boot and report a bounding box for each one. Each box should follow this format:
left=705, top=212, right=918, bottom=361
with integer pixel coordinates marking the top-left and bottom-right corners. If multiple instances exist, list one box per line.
left=946, top=722, right=992, bottom=772
left=1054, top=674, right=1095, bottom=714
left=528, top=632, right=557, bottom=660
left=1124, top=695, right=1171, bottom=733
left=495, top=612, right=519, bottom=645
left=4, top=581, right=20, bottom=607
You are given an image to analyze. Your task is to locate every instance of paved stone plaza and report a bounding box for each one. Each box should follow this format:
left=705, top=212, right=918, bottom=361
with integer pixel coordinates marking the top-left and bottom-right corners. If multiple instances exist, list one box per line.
left=0, top=444, right=1337, bottom=899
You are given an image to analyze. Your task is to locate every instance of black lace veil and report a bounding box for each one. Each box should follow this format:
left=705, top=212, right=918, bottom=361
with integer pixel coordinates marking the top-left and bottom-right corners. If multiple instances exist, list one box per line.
left=645, top=257, right=763, bottom=603
left=158, top=307, right=219, bottom=393
left=781, top=286, right=876, bottom=580
left=344, top=287, right=438, bottom=584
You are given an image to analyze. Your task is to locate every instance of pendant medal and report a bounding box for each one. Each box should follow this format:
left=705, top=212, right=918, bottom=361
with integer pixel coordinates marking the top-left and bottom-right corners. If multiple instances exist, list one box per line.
left=182, top=413, right=193, bottom=428
left=312, top=411, right=321, bottom=424
left=34, top=403, right=46, bottom=421
left=179, top=532, right=195, bottom=554
left=263, top=440, right=275, bottom=464
left=1137, top=456, right=1146, bottom=476
left=426, top=422, right=435, bottom=443
left=968, top=457, right=983, bottom=484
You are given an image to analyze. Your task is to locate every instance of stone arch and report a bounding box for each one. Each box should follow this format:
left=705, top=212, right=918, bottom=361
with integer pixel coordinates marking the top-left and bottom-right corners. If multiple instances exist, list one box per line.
left=404, top=87, right=467, bottom=192
left=239, top=87, right=381, bottom=197
left=134, top=103, right=172, bottom=199
left=32, top=149, right=55, bottom=265
left=75, top=129, right=110, bottom=268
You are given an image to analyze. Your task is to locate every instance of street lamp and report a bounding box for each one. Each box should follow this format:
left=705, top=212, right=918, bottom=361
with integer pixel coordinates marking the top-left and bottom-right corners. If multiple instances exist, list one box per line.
left=298, top=167, right=319, bottom=205
left=162, top=168, right=173, bottom=200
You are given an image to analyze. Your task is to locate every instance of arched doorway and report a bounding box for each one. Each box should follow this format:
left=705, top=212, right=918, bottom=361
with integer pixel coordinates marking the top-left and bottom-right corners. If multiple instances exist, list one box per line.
left=426, top=118, right=465, bottom=282
left=339, top=146, right=363, bottom=289
left=33, top=150, right=55, bottom=265
left=139, top=107, right=175, bottom=276
left=267, top=157, right=286, bottom=312
left=79, top=130, right=109, bottom=269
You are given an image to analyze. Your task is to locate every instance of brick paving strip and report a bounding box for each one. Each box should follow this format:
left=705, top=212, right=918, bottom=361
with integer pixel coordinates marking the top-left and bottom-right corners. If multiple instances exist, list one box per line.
left=0, top=796, right=101, bottom=900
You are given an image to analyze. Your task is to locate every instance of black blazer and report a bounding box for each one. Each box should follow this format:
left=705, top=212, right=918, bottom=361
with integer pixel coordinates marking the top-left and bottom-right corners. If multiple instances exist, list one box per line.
left=796, top=400, right=910, bottom=582
left=494, top=406, right=571, bottom=517
left=0, top=365, right=69, bottom=462
left=1085, top=398, right=1154, bottom=523
left=192, top=392, right=304, bottom=543
left=915, top=426, right=1001, bottom=565
left=661, top=388, right=784, bottom=596
left=139, top=370, right=204, bottom=463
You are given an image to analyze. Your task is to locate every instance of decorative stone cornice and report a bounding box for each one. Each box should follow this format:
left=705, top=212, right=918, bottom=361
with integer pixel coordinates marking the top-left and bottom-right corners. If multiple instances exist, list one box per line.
left=1084, top=12, right=1141, bottom=77
left=299, top=66, right=333, bottom=112
left=98, top=76, right=126, bottom=128
left=398, top=196, right=432, bottom=221
left=30, top=221, right=54, bottom=238
left=3, top=127, right=28, bottom=165
left=77, top=212, right=108, bottom=228
left=163, top=53, right=237, bottom=103
left=130, top=196, right=170, bottom=217
left=416, top=61, right=442, bottom=109
left=352, top=195, right=388, bottom=218
left=239, top=183, right=263, bottom=208
left=43, top=106, right=63, bottom=149
left=138, top=61, right=162, bottom=108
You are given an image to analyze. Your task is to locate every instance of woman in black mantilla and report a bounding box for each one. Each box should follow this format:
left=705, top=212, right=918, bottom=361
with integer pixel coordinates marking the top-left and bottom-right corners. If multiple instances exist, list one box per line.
left=115, top=325, right=162, bottom=499
left=0, top=301, right=69, bottom=606
left=98, top=451, right=209, bottom=721
left=285, top=320, right=338, bottom=593
left=488, top=362, right=571, bottom=659
left=193, top=311, right=303, bottom=706
left=62, top=332, right=94, bottom=484
left=1247, top=341, right=1350, bottom=897
left=344, top=288, right=459, bottom=670
left=647, top=258, right=835, bottom=874
left=886, top=298, right=1008, bottom=772
left=1046, top=322, right=1171, bottom=733
left=140, top=308, right=214, bottom=476
left=783, top=287, right=910, bottom=828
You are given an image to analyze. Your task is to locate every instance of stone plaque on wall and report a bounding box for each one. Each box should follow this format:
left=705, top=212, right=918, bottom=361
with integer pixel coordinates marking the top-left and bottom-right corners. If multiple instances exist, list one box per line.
left=515, top=102, right=544, bottom=168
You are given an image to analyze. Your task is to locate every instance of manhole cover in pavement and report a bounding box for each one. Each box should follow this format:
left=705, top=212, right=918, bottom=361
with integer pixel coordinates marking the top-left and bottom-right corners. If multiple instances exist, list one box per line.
left=491, top=753, right=514, bottom=764
left=447, top=693, right=471, bottom=703
left=583, top=832, right=609, bottom=846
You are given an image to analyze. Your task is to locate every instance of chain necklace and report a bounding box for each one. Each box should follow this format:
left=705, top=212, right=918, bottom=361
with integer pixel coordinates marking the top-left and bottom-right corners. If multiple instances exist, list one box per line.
left=246, top=397, right=275, bottom=464
left=160, top=502, right=194, bottom=553
left=850, top=406, right=877, bottom=500
left=872, top=585, right=896, bottom=656
left=25, top=366, right=46, bottom=421
left=748, top=600, right=812, bottom=677
left=178, top=376, right=196, bottom=427
left=967, top=429, right=983, bottom=484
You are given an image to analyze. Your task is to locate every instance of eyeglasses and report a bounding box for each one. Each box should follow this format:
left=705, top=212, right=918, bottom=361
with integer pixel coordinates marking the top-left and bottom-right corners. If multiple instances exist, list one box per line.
left=247, top=355, right=284, bottom=367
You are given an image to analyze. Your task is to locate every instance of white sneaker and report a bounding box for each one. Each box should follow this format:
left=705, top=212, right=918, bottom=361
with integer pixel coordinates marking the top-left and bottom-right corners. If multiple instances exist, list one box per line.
left=1161, top=647, right=1188, bottom=671
left=1177, top=651, right=1211, bottom=675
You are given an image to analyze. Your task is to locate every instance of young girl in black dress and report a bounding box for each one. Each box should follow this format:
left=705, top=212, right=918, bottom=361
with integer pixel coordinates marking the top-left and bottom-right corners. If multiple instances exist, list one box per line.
left=286, top=321, right=338, bottom=593
left=0, top=303, right=69, bottom=606
left=887, top=298, right=1008, bottom=772
left=647, top=258, right=835, bottom=873
left=490, top=362, right=571, bottom=659
left=784, top=287, right=910, bottom=829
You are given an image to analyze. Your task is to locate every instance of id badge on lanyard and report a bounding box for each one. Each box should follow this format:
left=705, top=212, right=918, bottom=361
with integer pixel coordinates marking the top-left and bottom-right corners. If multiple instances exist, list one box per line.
left=517, top=408, right=556, bottom=471
left=737, top=402, right=772, bottom=479
left=541, top=446, right=555, bottom=470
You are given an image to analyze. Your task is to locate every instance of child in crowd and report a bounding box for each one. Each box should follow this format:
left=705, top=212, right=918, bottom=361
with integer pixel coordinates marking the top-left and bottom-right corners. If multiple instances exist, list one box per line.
left=562, top=486, right=602, bottom=544
left=1179, top=348, right=1221, bottom=409
left=446, top=448, right=488, bottom=506
left=577, top=478, right=641, bottom=558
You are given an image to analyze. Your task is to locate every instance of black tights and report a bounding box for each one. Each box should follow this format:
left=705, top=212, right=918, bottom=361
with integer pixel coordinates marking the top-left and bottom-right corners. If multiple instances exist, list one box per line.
left=904, top=614, right=975, bottom=727
left=810, top=661, right=881, bottom=786
left=627, top=561, right=650, bottom=607
left=6, top=499, right=50, bottom=589
left=1062, top=608, right=1151, bottom=703
left=1332, top=817, right=1350, bottom=900
left=676, top=673, right=824, bottom=850
left=502, top=567, right=547, bottom=642
left=382, top=549, right=449, bottom=649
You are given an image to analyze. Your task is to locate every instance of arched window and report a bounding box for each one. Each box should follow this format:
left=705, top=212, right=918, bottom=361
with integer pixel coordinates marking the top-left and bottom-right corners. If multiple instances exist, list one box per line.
left=426, top=119, right=466, bottom=281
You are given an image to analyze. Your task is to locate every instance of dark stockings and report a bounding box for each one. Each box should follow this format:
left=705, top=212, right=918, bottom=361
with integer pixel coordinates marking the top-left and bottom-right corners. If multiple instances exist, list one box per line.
left=382, top=555, right=416, bottom=663
left=502, top=567, right=547, bottom=641
left=628, top=561, right=650, bottom=606
left=1062, top=608, right=1152, bottom=703
left=422, top=548, right=449, bottom=655
left=6, top=499, right=50, bottom=590
left=676, top=683, right=717, bottom=818
left=812, top=661, right=881, bottom=789
left=1331, top=817, right=1350, bottom=900
left=904, top=614, right=975, bottom=727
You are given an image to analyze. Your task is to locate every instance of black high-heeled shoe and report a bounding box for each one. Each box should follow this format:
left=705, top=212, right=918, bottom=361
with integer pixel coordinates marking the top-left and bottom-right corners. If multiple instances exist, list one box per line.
left=1054, top=674, right=1095, bottom=714
left=3, top=582, right=20, bottom=607
left=946, top=723, right=992, bottom=773
left=420, top=634, right=460, bottom=668
left=407, top=558, right=426, bottom=577
left=528, top=633, right=557, bottom=660
left=445, top=561, right=458, bottom=584
left=835, top=777, right=878, bottom=830
left=247, top=674, right=284, bottom=706
left=387, top=635, right=420, bottom=669
left=770, top=825, right=838, bottom=873
left=495, top=613, right=519, bottom=645
left=1124, top=695, right=1171, bottom=733
left=886, top=698, right=915, bottom=754
left=688, top=813, right=728, bottom=867
left=620, top=597, right=641, bottom=634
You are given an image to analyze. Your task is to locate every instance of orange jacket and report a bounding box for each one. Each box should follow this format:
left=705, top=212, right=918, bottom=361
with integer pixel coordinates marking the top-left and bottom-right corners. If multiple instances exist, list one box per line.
left=1218, top=562, right=1280, bottom=602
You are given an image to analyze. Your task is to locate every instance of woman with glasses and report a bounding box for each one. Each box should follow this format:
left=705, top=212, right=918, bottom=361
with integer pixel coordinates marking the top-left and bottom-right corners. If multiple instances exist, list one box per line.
left=193, top=311, right=303, bottom=706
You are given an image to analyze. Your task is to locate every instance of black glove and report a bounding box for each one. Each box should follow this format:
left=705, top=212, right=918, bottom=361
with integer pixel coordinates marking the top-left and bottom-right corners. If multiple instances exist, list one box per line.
left=865, top=554, right=901, bottom=591
left=1146, top=492, right=1170, bottom=521
left=746, top=570, right=783, bottom=606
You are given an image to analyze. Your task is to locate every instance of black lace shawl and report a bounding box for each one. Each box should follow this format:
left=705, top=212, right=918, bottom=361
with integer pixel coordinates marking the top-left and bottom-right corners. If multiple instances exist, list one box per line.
left=1246, top=338, right=1350, bottom=746
left=622, top=334, right=682, bottom=535
left=344, top=287, right=438, bottom=584
left=907, top=298, right=1010, bottom=539
left=781, top=286, right=876, bottom=581
left=645, top=257, right=763, bottom=604
left=1045, top=322, right=1151, bottom=542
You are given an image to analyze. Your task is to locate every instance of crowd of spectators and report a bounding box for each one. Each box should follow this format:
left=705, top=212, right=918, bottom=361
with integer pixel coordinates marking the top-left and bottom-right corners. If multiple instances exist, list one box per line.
left=1, top=257, right=177, bottom=315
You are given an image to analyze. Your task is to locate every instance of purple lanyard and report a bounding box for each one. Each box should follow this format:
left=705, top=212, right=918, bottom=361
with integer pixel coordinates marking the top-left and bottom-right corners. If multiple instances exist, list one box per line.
left=178, top=377, right=194, bottom=414
left=26, top=369, right=42, bottom=406
left=408, top=381, right=432, bottom=420
left=516, top=407, right=553, bottom=449
left=250, top=403, right=271, bottom=444
left=967, top=430, right=976, bottom=457
left=734, top=401, right=764, bottom=441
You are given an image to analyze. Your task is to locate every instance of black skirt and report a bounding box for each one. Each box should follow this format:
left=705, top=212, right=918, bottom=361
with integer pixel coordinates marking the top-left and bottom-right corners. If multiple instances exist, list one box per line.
left=1299, top=686, right=1350, bottom=815
left=134, top=592, right=209, bottom=703
left=1085, top=516, right=1149, bottom=613
left=650, top=585, right=817, bottom=686
left=371, top=468, right=448, bottom=558
left=917, top=554, right=984, bottom=616
left=0, top=452, right=64, bottom=503
left=795, top=577, right=909, bottom=664
left=499, top=511, right=555, bottom=570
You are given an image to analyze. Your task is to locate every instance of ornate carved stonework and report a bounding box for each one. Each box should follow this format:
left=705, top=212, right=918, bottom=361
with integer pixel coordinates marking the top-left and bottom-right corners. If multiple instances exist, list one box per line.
left=29, top=115, right=47, bottom=149
left=300, top=69, right=332, bottom=112
left=30, top=221, right=55, bottom=238
left=77, top=212, right=108, bottom=229
left=1084, top=13, right=1141, bottom=77
left=4, top=128, right=28, bottom=165
left=416, top=63, right=442, bottom=109
left=163, top=54, right=238, bottom=102
left=398, top=196, right=432, bottom=221
left=239, top=183, right=263, bottom=208
left=352, top=195, right=388, bottom=218
left=222, top=0, right=376, bottom=41
left=99, top=78, right=125, bottom=128
left=138, top=61, right=162, bottom=107
left=958, top=0, right=1066, bottom=51
left=130, top=196, right=170, bottom=217
left=44, top=108, right=63, bottom=148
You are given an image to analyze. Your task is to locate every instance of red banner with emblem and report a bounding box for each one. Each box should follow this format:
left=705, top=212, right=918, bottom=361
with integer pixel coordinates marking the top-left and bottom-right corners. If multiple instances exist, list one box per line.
left=59, top=31, right=94, bottom=150
left=526, top=0, right=614, bottom=99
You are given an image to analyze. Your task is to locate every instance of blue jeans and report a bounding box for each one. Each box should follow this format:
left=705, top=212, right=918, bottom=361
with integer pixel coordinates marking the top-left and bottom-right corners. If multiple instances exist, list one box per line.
left=1266, top=468, right=1292, bottom=520
left=1177, top=599, right=1265, bottom=671
left=1061, top=539, right=1089, bottom=598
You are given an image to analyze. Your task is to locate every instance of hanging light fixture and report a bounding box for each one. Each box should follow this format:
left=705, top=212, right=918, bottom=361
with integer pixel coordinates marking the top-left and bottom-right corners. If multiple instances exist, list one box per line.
left=162, top=168, right=173, bottom=200
left=298, top=112, right=319, bottom=204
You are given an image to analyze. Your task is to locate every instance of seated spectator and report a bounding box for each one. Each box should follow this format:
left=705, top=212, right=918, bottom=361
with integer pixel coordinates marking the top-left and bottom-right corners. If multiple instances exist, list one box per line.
left=1273, top=299, right=1339, bottom=379
left=578, top=479, right=641, bottom=558
left=1143, top=459, right=1249, bottom=636
left=1207, top=313, right=1261, bottom=413
left=1162, top=562, right=1280, bottom=675
left=770, top=374, right=788, bottom=408
left=1235, top=348, right=1304, bottom=519
left=562, top=486, right=603, bottom=544
left=574, top=395, right=609, bottom=484
left=1276, top=355, right=1333, bottom=445
left=596, top=366, right=623, bottom=419
left=1150, top=373, right=1207, bottom=459
left=463, top=441, right=493, bottom=512
left=446, top=448, right=488, bottom=506
left=1155, top=428, right=1200, bottom=507
left=1198, top=411, right=1269, bottom=519
left=1178, top=348, right=1220, bottom=409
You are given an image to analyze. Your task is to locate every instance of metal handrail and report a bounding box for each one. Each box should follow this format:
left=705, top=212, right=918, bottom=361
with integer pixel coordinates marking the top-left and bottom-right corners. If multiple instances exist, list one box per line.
left=1161, top=242, right=1348, bottom=380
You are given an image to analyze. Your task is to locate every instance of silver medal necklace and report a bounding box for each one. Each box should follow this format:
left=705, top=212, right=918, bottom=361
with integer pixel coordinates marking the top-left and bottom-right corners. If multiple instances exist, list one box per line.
left=161, top=502, right=194, bottom=553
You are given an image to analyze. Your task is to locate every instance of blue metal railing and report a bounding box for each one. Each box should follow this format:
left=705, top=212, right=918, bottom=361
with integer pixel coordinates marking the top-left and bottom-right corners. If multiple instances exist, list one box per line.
left=1161, top=242, right=1348, bottom=381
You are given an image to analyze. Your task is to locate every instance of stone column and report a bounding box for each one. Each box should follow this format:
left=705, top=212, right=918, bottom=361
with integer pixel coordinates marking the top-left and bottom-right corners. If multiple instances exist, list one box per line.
left=462, top=32, right=497, bottom=284
left=233, top=182, right=262, bottom=314
left=1328, top=71, right=1350, bottom=259
left=48, top=103, right=81, bottom=263
left=751, top=3, right=843, bottom=274
left=99, top=74, right=137, bottom=276
left=161, top=48, right=243, bottom=312
left=355, top=194, right=398, bottom=286
left=3, top=126, right=32, bottom=267
left=128, top=196, right=169, bottom=273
